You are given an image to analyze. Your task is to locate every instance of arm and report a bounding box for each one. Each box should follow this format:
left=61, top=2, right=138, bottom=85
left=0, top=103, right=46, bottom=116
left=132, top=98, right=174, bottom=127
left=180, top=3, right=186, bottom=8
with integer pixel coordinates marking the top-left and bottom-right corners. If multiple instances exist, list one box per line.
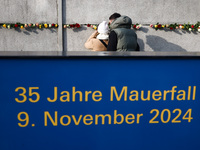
left=107, top=31, right=118, bottom=51
left=84, top=31, right=98, bottom=50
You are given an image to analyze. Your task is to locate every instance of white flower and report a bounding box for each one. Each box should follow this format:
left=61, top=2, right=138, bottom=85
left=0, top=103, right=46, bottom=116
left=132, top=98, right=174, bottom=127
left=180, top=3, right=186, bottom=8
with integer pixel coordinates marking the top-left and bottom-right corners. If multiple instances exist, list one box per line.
left=136, top=24, right=142, bottom=29
left=198, top=28, right=200, bottom=32
left=189, top=28, right=192, bottom=31
left=179, top=25, right=183, bottom=29
left=49, top=24, right=52, bottom=28
left=7, top=25, right=11, bottom=29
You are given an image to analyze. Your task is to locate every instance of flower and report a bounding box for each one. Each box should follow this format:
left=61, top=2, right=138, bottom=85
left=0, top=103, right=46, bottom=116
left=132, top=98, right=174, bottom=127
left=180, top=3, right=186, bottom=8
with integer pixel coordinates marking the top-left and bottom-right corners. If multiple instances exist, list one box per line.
left=39, top=25, right=42, bottom=29
left=32, top=24, right=36, bottom=27
left=29, top=23, right=32, bottom=27
left=136, top=24, right=142, bottom=29
left=55, top=24, right=58, bottom=28
left=189, top=28, right=192, bottom=31
left=52, top=24, right=55, bottom=27
left=166, top=24, right=169, bottom=28
left=136, top=26, right=140, bottom=29
left=170, top=27, right=173, bottom=30
left=179, top=25, right=183, bottom=29
left=36, top=23, right=39, bottom=27
left=75, top=23, right=81, bottom=28
left=198, top=28, right=200, bottom=32
left=3, top=24, right=6, bottom=28
left=157, top=24, right=162, bottom=28
left=24, top=24, right=28, bottom=28
left=20, top=25, right=24, bottom=29
left=87, top=24, right=91, bottom=27
left=191, top=25, right=194, bottom=29
left=150, top=24, right=153, bottom=28
left=154, top=25, right=158, bottom=28
left=49, top=24, right=52, bottom=28
left=14, top=24, right=18, bottom=28
left=44, top=24, right=48, bottom=28
left=162, top=25, right=165, bottom=28
left=93, top=25, right=97, bottom=30
left=133, top=25, right=137, bottom=28
left=7, top=25, right=11, bottom=29
left=63, top=25, right=67, bottom=28
left=176, top=26, right=179, bottom=29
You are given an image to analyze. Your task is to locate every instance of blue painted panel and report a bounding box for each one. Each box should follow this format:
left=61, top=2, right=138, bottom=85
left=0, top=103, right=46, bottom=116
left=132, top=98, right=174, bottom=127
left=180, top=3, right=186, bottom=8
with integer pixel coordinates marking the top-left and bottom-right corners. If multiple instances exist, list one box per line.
left=0, top=58, right=200, bottom=150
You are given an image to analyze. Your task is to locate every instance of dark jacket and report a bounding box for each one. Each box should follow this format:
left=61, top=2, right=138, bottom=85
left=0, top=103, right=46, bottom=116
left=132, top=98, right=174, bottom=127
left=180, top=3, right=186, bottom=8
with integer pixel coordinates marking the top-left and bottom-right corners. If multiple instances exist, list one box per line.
left=107, top=16, right=138, bottom=51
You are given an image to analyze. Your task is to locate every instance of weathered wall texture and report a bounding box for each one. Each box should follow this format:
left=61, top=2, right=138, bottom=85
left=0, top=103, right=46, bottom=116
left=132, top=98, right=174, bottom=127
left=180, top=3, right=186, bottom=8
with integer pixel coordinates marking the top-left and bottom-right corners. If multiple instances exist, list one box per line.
left=64, top=0, right=200, bottom=52
left=0, top=0, right=58, bottom=51
left=0, top=0, right=200, bottom=52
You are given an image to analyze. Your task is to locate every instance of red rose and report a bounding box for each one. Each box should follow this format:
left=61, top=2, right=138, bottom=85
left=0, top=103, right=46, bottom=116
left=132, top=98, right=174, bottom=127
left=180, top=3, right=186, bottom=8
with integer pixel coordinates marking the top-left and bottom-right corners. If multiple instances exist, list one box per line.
left=14, top=24, right=18, bottom=28
left=170, top=27, right=173, bottom=30
left=52, top=24, right=55, bottom=27
left=36, top=23, right=39, bottom=27
left=191, top=25, right=194, bottom=28
left=158, top=24, right=162, bottom=28
left=75, top=23, right=80, bottom=28
left=133, top=25, right=136, bottom=28
left=87, top=24, right=91, bottom=27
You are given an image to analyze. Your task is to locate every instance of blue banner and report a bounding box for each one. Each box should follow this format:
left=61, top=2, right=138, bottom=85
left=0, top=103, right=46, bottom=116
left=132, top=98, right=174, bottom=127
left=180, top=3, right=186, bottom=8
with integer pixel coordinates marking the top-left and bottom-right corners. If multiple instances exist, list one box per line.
left=0, top=57, right=200, bottom=150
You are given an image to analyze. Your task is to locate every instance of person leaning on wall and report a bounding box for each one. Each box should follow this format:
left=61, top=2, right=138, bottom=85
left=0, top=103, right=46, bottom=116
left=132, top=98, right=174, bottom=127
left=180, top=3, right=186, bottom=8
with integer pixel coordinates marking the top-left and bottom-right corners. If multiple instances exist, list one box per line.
left=107, top=13, right=140, bottom=51
left=84, top=21, right=109, bottom=51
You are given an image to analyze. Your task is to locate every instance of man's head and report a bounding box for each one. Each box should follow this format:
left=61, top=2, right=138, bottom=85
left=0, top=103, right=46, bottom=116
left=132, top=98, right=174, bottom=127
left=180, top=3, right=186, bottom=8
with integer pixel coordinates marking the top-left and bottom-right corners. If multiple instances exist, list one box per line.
left=109, top=13, right=121, bottom=24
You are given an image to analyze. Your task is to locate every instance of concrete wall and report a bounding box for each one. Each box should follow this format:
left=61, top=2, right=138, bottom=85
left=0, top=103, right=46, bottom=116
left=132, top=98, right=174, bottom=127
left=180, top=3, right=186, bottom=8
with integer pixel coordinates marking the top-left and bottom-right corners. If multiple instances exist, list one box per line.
left=0, top=0, right=58, bottom=51
left=0, top=0, right=200, bottom=52
left=64, top=0, right=200, bottom=52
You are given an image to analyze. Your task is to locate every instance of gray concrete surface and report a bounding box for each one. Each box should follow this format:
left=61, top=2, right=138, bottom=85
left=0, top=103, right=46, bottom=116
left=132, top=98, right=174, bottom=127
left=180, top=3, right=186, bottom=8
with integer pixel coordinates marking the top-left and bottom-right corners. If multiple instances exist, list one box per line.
left=0, top=0, right=200, bottom=52
left=64, top=0, right=200, bottom=52
left=64, top=0, right=200, bottom=24
left=0, top=0, right=59, bottom=51
left=65, top=26, right=200, bottom=52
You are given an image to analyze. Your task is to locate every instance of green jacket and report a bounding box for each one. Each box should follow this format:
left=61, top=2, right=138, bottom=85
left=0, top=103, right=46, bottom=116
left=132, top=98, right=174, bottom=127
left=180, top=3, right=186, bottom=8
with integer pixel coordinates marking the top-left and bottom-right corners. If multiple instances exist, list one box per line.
left=110, top=16, right=138, bottom=51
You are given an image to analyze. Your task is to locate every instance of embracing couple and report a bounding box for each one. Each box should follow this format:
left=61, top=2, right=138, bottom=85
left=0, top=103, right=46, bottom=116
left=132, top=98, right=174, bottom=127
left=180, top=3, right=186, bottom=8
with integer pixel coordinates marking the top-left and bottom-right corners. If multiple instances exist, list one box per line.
left=85, top=13, right=140, bottom=52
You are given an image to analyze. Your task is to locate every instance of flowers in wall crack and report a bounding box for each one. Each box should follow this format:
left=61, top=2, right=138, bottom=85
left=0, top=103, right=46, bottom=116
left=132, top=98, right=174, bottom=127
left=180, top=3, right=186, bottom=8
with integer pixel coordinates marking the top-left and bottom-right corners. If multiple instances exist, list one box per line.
left=63, top=23, right=98, bottom=30
left=0, top=23, right=58, bottom=29
left=63, top=23, right=81, bottom=29
left=88, top=24, right=98, bottom=30
left=63, top=23, right=141, bottom=30
left=132, top=24, right=142, bottom=30
left=150, top=22, right=200, bottom=32
left=0, top=21, right=200, bottom=33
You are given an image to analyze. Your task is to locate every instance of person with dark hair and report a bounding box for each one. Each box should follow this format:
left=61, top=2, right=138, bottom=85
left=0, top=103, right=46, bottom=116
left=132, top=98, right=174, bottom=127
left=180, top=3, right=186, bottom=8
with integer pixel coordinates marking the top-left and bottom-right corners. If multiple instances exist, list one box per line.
left=109, top=13, right=121, bottom=24
left=107, top=13, right=140, bottom=51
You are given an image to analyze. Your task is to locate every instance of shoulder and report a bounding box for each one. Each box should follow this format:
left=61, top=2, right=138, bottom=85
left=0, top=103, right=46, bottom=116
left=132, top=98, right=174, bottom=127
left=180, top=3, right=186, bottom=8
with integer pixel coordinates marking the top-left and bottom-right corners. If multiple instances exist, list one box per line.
left=109, top=30, right=117, bottom=37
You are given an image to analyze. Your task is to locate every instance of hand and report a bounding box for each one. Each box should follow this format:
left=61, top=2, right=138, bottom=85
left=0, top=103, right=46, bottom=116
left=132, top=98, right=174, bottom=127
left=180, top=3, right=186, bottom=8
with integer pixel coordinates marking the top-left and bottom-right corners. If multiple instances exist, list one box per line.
left=93, top=30, right=99, bottom=37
